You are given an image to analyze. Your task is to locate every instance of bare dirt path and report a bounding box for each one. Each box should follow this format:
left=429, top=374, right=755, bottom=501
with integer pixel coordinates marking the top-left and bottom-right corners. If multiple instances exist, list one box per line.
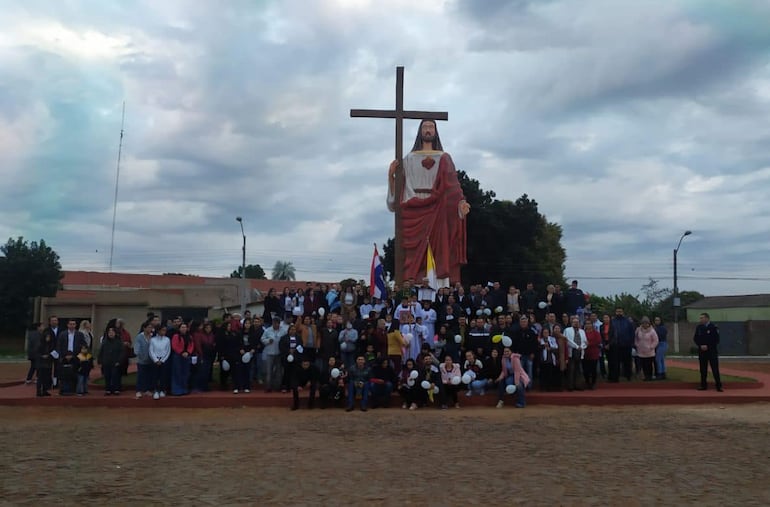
left=0, top=405, right=768, bottom=505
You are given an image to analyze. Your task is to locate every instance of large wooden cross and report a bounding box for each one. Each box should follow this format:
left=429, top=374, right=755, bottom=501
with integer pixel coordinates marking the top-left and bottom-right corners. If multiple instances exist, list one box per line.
left=350, top=66, right=448, bottom=286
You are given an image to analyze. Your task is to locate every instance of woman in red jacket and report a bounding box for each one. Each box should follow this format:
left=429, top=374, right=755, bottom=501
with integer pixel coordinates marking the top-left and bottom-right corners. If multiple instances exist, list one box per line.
left=171, top=323, right=195, bottom=396
left=582, top=322, right=602, bottom=390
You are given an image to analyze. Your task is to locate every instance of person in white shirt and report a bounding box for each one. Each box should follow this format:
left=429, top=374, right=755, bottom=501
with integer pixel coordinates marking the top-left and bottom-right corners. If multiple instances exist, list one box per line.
left=359, top=297, right=374, bottom=319
left=564, top=316, right=587, bottom=391
left=420, top=301, right=437, bottom=346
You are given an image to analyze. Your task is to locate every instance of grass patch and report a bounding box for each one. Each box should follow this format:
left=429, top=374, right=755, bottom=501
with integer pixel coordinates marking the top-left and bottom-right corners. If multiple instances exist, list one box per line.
left=665, top=366, right=756, bottom=383
left=0, top=337, right=24, bottom=358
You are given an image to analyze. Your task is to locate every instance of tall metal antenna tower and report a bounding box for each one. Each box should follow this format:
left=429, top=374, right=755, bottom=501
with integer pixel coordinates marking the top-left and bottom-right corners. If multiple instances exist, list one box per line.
left=109, top=101, right=125, bottom=272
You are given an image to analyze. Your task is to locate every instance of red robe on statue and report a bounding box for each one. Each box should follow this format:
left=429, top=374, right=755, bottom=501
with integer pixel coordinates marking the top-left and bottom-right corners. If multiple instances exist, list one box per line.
left=398, top=152, right=467, bottom=284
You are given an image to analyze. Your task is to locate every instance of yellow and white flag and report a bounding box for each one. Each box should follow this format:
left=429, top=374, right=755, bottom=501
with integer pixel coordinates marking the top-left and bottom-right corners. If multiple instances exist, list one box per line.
left=426, top=242, right=438, bottom=290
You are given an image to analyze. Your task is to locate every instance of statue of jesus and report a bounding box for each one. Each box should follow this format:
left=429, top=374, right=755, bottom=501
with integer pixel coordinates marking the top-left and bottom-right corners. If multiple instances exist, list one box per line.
left=387, top=119, right=470, bottom=288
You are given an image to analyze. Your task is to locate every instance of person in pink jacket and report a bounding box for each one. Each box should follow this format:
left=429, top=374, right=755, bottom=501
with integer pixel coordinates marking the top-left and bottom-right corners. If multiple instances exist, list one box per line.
left=634, top=317, right=659, bottom=381
left=170, top=323, right=195, bottom=396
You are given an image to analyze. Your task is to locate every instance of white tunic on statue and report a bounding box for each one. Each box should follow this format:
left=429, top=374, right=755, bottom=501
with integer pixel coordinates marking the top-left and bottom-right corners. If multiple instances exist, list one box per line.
left=386, top=151, right=450, bottom=289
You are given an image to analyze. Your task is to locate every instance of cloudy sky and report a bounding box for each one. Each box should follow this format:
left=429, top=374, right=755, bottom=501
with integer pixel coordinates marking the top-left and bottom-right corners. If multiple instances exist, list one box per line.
left=2, top=0, right=770, bottom=297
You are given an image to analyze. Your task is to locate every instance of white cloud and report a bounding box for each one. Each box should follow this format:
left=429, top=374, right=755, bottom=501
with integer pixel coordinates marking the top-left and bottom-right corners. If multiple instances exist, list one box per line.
left=2, top=0, right=770, bottom=297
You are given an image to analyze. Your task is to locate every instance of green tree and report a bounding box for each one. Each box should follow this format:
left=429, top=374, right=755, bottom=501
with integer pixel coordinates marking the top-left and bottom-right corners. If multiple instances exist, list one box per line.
left=230, top=264, right=267, bottom=279
left=0, top=237, right=63, bottom=333
left=381, top=238, right=394, bottom=281
left=271, top=260, right=296, bottom=281
left=640, top=278, right=671, bottom=308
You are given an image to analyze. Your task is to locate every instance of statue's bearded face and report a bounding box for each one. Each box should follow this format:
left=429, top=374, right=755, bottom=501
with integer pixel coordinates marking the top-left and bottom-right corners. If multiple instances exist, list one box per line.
left=421, top=121, right=436, bottom=143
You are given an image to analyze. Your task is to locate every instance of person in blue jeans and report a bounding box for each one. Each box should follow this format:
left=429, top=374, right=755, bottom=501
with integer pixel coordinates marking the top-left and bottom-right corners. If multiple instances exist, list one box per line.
left=495, top=347, right=529, bottom=408
left=345, top=355, right=371, bottom=412
left=653, top=317, right=668, bottom=380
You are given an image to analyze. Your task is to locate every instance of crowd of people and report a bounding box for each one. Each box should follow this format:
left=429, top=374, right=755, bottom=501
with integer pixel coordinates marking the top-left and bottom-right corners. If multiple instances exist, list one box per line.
left=25, top=278, right=715, bottom=408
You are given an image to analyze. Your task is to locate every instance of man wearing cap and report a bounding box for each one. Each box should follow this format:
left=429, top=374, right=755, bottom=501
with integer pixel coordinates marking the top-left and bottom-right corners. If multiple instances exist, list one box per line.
left=694, top=313, right=722, bottom=392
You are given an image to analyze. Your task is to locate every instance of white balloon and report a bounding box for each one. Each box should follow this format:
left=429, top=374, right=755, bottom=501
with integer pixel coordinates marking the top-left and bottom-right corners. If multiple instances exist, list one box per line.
left=433, top=385, right=440, bottom=394
left=330, top=367, right=340, bottom=379
left=241, top=352, right=252, bottom=363
left=461, top=374, right=472, bottom=385
left=484, top=308, right=491, bottom=316
left=451, top=376, right=461, bottom=385
left=296, top=345, right=304, bottom=354
left=538, top=301, right=547, bottom=310
left=50, top=350, right=59, bottom=360
left=505, top=384, right=517, bottom=395
left=454, top=334, right=462, bottom=344
left=340, top=342, right=348, bottom=352
left=407, top=378, right=415, bottom=387
left=292, top=307, right=302, bottom=316
left=405, top=333, right=414, bottom=341
left=409, top=370, right=419, bottom=380
left=420, top=380, right=431, bottom=390
left=468, top=370, right=477, bottom=380
left=221, top=359, right=230, bottom=371
left=318, top=308, right=326, bottom=317
left=287, top=354, right=294, bottom=363
left=475, top=309, right=483, bottom=316
left=502, top=336, right=512, bottom=348
left=495, top=306, right=503, bottom=314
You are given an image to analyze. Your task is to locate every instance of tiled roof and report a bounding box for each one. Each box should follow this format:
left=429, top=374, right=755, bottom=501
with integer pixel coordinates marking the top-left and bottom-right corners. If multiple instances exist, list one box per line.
left=62, top=271, right=329, bottom=293
left=685, top=294, right=770, bottom=309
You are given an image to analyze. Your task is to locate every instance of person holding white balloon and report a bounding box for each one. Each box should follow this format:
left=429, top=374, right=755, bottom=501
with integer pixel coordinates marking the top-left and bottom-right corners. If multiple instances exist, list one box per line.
left=439, top=355, right=462, bottom=409
left=319, top=357, right=345, bottom=409
left=462, top=350, right=486, bottom=397
left=338, top=320, right=359, bottom=370
left=414, top=353, right=442, bottom=409
left=398, top=358, right=419, bottom=410
left=496, top=347, right=529, bottom=408
left=279, top=325, right=304, bottom=393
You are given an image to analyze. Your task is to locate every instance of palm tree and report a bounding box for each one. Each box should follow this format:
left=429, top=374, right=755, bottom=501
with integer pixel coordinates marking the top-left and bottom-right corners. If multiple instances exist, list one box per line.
left=271, top=260, right=296, bottom=281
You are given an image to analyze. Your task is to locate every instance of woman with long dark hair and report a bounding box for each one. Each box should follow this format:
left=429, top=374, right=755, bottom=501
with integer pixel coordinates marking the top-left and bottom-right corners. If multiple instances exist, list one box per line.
left=170, top=323, right=194, bottom=396
left=35, top=329, right=56, bottom=397
left=262, top=288, right=283, bottom=322
left=98, top=327, right=123, bottom=395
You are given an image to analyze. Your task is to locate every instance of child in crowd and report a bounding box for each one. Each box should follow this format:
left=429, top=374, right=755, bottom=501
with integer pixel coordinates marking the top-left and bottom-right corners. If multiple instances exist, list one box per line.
left=76, top=344, right=93, bottom=396
left=59, top=351, right=78, bottom=396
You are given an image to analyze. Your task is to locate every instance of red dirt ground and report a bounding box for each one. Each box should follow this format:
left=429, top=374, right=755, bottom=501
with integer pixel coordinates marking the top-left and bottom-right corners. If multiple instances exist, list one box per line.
left=0, top=405, right=768, bottom=505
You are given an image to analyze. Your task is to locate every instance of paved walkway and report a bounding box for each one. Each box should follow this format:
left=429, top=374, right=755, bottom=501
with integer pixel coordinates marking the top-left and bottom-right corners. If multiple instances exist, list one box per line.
left=1, top=359, right=767, bottom=408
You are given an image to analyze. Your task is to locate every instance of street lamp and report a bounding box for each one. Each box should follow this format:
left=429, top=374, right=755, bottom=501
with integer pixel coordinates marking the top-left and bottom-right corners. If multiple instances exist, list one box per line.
left=673, top=230, right=692, bottom=353
left=236, top=216, right=246, bottom=315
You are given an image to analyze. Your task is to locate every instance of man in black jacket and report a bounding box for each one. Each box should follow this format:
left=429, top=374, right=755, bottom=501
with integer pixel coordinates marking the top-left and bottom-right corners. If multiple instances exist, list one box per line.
left=694, top=312, right=722, bottom=392
left=291, top=356, right=319, bottom=410
left=512, top=315, right=538, bottom=389
left=56, top=319, right=87, bottom=359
